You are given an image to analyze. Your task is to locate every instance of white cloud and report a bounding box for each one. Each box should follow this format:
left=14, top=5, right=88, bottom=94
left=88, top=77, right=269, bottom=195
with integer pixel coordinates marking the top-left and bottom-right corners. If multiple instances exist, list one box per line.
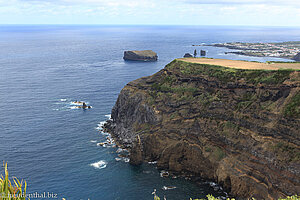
left=187, top=0, right=300, bottom=5
left=0, top=0, right=299, bottom=25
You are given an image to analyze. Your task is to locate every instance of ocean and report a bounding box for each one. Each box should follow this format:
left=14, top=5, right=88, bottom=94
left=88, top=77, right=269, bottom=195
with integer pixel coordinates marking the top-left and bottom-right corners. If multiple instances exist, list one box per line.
left=0, top=25, right=300, bottom=200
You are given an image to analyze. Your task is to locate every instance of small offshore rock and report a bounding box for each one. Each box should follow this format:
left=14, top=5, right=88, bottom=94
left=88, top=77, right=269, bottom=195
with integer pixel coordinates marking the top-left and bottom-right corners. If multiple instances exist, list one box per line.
left=183, top=53, right=193, bottom=58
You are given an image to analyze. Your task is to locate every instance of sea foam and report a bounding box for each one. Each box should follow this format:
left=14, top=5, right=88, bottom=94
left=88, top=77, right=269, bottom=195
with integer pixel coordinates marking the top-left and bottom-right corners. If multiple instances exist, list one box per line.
left=69, top=106, right=80, bottom=109
left=90, top=160, right=107, bottom=169
left=105, top=114, right=112, bottom=119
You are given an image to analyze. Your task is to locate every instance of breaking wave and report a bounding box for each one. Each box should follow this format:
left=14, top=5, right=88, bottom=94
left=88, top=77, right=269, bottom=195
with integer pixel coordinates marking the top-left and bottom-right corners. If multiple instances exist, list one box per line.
left=90, top=160, right=107, bottom=169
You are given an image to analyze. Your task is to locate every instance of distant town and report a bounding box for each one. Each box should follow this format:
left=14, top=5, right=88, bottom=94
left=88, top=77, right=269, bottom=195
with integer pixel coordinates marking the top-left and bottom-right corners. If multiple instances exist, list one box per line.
left=193, top=41, right=300, bottom=61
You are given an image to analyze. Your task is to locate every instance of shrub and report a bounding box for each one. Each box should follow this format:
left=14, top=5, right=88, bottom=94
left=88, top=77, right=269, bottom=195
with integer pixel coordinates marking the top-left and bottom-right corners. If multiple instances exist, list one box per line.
left=284, top=92, right=300, bottom=118
left=0, top=163, right=29, bottom=200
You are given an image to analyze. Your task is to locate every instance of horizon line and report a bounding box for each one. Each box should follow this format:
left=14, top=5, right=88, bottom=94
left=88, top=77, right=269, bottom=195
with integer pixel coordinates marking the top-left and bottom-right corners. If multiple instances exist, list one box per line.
left=1, top=24, right=300, bottom=28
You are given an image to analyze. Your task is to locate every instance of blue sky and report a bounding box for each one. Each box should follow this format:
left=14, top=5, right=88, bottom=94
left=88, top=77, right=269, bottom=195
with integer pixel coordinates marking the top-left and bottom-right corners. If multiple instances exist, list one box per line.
left=0, top=0, right=300, bottom=26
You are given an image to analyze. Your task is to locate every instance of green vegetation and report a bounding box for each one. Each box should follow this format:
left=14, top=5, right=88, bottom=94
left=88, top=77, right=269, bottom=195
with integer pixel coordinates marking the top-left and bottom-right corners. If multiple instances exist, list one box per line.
left=204, top=146, right=212, bottom=152
left=203, top=145, right=226, bottom=161
left=236, top=101, right=253, bottom=110
left=148, top=60, right=299, bottom=117
left=250, top=70, right=293, bottom=85
left=219, top=121, right=240, bottom=137
left=151, top=83, right=197, bottom=95
left=266, top=61, right=300, bottom=64
left=237, top=92, right=257, bottom=110
left=149, top=60, right=297, bottom=112
left=166, top=60, right=294, bottom=85
left=236, top=92, right=257, bottom=110
left=170, top=112, right=180, bottom=120
left=133, top=122, right=152, bottom=132
left=149, top=72, right=199, bottom=104
left=211, top=147, right=226, bottom=161
left=272, top=142, right=300, bottom=162
left=0, top=163, right=29, bottom=200
left=284, top=92, right=300, bottom=118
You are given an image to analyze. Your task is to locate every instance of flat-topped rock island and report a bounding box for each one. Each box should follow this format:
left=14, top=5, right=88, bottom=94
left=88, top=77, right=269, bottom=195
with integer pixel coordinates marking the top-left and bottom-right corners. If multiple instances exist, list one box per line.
left=123, top=50, right=158, bottom=62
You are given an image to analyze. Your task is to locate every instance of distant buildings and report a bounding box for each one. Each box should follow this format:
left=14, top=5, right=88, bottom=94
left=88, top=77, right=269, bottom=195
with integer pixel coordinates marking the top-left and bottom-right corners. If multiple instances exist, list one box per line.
left=206, top=42, right=300, bottom=60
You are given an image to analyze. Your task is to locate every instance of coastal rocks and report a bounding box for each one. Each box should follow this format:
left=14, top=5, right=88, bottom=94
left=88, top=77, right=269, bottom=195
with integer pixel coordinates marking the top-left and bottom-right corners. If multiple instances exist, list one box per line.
left=200, top=50, right=206, bottom=57
left=106, top=59, right=300, bottom=199
left=123, top=50, right=158, bottom=62
left=129, top=141, right=143, bottom=165
left=183, top=53, right=193, bottom=58
left=294, top=53, right=300, bottom=61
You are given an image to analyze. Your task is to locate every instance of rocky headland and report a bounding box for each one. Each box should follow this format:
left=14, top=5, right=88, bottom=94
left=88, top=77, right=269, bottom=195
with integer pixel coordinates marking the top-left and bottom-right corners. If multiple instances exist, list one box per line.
left=294, top=53, right=300, bottom=62
left=123, top=50, right=158, bottom=62
left=105, top=58, right=300, bottom=199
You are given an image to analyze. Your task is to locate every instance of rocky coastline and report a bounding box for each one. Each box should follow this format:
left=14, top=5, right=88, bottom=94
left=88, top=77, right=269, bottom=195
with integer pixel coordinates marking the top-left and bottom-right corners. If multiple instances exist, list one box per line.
left=104, top=59, right=300, bottom=199
left=225, top=51, right=293, bottom=60
left=202, top=42, right=300, bottom=61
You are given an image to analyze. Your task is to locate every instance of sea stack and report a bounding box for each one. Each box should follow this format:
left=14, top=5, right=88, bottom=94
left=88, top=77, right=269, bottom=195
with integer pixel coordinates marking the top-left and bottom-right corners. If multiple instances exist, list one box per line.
left=294, top=52, right=300, bottom=61
left=183, top=53, right=193, bottom=58
left=123, top=50, right=158, bottom=62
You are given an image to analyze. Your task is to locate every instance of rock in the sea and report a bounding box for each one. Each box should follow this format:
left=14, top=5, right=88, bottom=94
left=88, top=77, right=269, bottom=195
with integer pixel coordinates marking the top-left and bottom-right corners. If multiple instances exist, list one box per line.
left=294, top=52, right=300, bottom=61
left=123, top=50, right=158, bottom=62
left=183, top=53, right=193, bottom=58
left=200, top=50, right=206, bottom=57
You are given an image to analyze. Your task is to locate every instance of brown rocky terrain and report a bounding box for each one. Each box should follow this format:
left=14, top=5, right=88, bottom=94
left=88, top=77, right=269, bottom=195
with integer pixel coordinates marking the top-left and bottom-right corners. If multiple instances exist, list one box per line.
left=105, top=58, right=300, bottom=199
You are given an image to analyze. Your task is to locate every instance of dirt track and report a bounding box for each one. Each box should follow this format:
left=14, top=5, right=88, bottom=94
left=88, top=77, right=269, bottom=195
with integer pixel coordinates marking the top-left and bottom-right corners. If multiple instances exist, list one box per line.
left=178, top=58, right=300, bottom=70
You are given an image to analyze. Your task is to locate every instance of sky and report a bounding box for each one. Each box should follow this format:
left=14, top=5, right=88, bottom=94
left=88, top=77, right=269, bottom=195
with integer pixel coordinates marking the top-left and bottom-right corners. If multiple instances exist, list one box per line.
left=0, top=0, right=300, bottom=26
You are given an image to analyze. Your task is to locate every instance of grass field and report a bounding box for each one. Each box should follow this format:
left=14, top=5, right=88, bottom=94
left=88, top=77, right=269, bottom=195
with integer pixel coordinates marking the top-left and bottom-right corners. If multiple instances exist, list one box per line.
left=178, top=58, right=300, bottom=70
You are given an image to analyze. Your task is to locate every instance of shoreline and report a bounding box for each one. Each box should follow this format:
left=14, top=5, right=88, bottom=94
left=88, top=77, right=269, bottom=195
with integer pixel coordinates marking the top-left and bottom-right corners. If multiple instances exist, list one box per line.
left=224, top=51, right=294, bottom=60
left=101, top=119, right=232, bottom=199
left=195, top=41, right=300, bottom=61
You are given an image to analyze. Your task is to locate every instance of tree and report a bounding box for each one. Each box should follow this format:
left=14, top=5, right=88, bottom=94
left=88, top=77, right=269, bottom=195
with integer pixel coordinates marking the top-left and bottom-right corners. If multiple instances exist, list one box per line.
left=194, top=49, right=197, bottom=58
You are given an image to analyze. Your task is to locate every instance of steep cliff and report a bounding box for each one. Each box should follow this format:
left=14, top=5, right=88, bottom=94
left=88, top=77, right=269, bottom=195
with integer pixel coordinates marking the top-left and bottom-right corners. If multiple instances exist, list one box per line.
left=106, top=59, right=300, bottom=199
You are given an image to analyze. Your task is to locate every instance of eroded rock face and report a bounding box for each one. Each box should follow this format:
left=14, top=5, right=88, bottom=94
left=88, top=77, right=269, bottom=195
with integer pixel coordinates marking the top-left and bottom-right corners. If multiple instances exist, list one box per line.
left=123, top=50, right=158, bottom=61
left=107, top=59, right=300, bottom=199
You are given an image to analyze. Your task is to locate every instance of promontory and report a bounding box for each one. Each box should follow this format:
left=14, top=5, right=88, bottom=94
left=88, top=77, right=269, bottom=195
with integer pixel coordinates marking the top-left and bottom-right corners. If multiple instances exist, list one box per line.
left=294, top=53, right=300, bottom=62
left=105, top=58, right=300, bottom=199
left=123, top=50, right=158, bottom=62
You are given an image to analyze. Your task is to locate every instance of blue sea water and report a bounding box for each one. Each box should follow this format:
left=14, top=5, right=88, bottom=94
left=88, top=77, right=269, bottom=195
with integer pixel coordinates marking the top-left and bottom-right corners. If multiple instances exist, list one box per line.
left=1, top=25, right=300, bottom=200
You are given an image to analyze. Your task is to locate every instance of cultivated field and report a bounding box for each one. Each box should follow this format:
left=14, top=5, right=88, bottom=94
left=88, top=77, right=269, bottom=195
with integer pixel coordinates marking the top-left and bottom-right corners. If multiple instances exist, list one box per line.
left=179, top=58, right=300, bottom=70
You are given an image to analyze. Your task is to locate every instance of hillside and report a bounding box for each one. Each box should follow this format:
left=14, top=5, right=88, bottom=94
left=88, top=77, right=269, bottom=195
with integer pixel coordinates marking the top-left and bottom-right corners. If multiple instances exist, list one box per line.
left=105, top=58, right=300, bottom=199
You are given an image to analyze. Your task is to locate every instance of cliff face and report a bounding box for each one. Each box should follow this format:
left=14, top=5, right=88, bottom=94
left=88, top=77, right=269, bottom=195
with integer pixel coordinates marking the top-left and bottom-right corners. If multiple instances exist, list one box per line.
left=107, top=59, right=300, bottom=199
